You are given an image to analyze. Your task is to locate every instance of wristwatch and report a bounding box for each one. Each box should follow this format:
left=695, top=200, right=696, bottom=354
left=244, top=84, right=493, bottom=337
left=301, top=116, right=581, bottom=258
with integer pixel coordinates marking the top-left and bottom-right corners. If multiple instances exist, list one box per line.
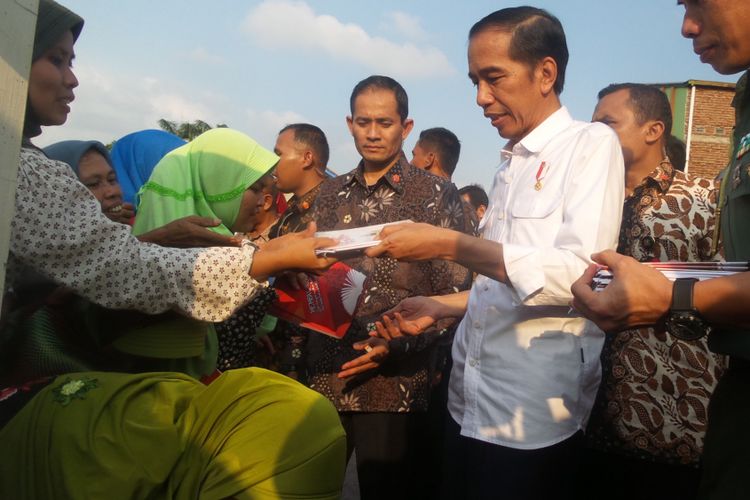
left=665, top=278, right=711, bottom=341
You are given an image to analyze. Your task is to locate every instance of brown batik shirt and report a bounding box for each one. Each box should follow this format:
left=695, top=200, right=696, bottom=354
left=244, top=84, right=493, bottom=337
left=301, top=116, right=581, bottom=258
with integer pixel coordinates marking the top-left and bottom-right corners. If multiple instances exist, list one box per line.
left=587, top=159, right=726, bottom=465
left=305, top=155, right=474, bottom=412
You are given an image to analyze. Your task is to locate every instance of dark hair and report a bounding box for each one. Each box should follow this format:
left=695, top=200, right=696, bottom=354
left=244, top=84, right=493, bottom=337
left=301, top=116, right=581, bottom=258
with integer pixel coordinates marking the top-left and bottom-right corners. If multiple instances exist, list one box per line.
left=666, top=135, right=686, bottom=171
left=597, top=83, right=673, bottom=145
left=279, top=123, right=330, bottom=168
left=469, top=7, right=568, bottom=95
left=350, top=75, right=409, bottom=122
left=458, top=184, right=489, bottom=210
left=417, top=127, right=461, bottom=176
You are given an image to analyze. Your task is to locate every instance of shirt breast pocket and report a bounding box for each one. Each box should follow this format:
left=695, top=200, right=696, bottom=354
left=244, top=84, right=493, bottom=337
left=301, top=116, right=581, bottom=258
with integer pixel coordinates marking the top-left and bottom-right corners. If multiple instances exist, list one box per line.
left=728, top=153, right=750, bottom=200
left=511, top=190, right=564, bottom=219
left=510, top=188, right=564, bottom=242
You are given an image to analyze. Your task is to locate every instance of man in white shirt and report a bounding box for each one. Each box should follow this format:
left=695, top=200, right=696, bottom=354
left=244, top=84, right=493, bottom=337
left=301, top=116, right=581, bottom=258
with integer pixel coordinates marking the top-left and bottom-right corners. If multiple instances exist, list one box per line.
left=365, top=7, right=624, bottom=499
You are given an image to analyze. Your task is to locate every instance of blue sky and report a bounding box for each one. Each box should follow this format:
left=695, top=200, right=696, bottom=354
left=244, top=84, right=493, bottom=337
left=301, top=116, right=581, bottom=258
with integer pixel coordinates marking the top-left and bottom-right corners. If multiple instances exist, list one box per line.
left=38, top=0, right=737, bottom=190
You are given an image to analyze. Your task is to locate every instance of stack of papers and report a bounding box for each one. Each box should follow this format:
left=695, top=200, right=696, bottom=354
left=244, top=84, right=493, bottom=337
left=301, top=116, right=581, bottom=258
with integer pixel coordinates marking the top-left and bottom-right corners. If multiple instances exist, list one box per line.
left=314, top=220, right=413, bottom=255
left=592, top=261, right=749, bottom=292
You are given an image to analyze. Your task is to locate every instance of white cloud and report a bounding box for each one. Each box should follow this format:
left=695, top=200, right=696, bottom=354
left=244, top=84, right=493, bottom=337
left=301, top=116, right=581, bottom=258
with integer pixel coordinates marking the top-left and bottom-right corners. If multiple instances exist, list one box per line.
left=36, top=64, right=233, bottom=147
left=188, top=47, right=226, bottom=65
left=32, top=63, right=356, bottom=173
left=243, top=108, right=308, bottom=148
left=384, top=11, right=429, bottom=42
left=242, top=0, right=454, bottom=79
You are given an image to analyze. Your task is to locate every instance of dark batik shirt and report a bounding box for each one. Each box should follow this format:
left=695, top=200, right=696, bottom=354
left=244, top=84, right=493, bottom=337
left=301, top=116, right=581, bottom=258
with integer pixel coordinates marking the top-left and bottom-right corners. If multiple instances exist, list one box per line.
left=269, top=182, right=326, bottom=377
left=587, top=160, right=726, bottom=465
left=306, top=155, right=474, bottom=412
left=269, top=182, right=324, bottom=239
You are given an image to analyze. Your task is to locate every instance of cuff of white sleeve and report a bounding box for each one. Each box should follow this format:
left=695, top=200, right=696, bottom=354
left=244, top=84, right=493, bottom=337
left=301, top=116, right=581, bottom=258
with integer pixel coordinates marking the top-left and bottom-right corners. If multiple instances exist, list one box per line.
left=503, top=243, right=544, bottom=303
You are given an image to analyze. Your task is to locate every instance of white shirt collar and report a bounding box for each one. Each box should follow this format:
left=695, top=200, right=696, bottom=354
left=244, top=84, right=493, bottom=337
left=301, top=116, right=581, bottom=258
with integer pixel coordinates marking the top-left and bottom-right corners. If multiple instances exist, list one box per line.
left=516, top=106, right=573, bottom=155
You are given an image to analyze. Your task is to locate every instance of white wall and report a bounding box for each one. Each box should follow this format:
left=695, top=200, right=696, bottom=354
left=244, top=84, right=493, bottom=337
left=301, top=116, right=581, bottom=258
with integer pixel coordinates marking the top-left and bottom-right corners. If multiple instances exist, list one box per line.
left=0, top=0, right=38, bottom=320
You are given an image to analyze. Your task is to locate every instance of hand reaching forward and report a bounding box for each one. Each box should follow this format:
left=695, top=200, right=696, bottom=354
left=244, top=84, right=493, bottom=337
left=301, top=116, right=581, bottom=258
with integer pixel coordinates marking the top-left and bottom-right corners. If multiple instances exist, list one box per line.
left=570, top=250, right=672, bottom=332
left=365, top=222, right=454, bottom=261
left=251, top=222, right=338, bottom=280
left=138, top=215, right=238, bottom=248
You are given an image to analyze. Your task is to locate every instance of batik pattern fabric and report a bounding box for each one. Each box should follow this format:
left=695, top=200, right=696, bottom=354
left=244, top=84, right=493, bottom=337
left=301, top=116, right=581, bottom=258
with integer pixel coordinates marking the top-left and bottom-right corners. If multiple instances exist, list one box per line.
left=268, top=183, right=323, bottom=239
left=268, top=183, right=325, bottom=380
left=587, top=160, right=726, bottom=465
left=305, top=156, right=475, bottom=412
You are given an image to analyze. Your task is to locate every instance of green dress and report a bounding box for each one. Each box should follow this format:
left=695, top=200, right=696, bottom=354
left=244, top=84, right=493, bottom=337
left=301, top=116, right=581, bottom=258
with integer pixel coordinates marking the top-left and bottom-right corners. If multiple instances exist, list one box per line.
left=0, top=369, right=346, bottom=499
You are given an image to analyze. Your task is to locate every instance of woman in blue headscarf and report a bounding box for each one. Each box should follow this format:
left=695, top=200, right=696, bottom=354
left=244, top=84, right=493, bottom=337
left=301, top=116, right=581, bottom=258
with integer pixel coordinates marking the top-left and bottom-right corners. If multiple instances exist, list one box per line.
left=109, top=129, right=186, bottom=210
left=44, top=140, right=133, bottom=224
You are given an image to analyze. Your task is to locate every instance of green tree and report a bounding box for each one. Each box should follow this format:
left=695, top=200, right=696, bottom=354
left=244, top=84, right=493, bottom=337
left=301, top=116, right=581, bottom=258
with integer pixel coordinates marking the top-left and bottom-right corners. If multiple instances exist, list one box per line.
left=157, top=119, right=228, bottom=141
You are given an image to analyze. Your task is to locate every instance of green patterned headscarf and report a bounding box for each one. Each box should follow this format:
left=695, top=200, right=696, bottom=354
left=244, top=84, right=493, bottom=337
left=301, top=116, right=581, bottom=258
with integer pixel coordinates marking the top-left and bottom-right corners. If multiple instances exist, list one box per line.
left=132, top=128, right=279, bottom=236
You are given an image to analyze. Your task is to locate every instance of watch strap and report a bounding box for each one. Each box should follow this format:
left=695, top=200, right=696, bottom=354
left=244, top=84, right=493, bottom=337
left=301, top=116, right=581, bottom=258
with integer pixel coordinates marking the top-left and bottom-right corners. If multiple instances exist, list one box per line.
left=671, top=278, right=698, bottom=312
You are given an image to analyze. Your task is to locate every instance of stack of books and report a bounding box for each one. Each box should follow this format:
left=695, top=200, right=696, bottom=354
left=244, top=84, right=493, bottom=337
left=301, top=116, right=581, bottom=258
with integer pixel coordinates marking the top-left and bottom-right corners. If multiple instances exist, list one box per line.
left=591, top=261, right=749, bottom=292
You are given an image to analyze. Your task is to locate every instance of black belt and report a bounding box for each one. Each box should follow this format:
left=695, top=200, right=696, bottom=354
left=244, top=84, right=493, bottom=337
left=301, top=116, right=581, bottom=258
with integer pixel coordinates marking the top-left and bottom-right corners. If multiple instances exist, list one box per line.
left=728, top=356, right=750, bottom=370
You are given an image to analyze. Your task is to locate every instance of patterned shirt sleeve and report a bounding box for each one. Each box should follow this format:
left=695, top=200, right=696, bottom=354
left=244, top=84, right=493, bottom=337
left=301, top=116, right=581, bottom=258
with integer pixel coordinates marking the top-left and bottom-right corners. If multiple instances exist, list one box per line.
left=10, top=148, right=262, bottom=322
left=388, top=182, right=475, bottom=357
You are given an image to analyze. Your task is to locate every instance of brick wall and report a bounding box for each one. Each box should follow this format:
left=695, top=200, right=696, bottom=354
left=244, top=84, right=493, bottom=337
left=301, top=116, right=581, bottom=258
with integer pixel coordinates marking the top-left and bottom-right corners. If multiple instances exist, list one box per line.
left=687, top=87, right=734, bottom=179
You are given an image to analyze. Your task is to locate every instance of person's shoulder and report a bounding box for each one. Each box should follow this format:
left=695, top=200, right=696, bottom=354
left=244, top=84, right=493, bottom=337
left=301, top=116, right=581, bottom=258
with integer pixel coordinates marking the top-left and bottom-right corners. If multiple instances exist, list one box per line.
left=405, top=162, right=447, bottom=183
left=317, top=168, right=356, bottom=196
left=673, top=169, right=719, bottom=194
left=20, top=146, right=75, bottom=178
left=570, top=119, right=619, bottom=141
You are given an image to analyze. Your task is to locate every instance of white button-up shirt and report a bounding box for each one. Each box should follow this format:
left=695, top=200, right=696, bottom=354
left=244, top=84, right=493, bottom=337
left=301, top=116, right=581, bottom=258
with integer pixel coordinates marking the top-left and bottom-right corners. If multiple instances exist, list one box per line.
left=448, top=106, right=624, bottom=449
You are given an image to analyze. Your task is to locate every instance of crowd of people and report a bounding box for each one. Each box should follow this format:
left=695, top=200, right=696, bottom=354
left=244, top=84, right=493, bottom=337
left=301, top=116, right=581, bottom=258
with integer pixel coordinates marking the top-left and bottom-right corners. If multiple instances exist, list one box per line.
left=1, top=0, right=749, bottom=499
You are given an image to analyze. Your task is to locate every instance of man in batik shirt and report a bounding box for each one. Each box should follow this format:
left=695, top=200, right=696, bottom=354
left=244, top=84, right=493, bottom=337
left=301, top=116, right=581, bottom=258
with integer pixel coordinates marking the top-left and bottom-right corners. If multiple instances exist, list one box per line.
left=269, top=123, right=330, bottom=240
left=269, top=123, right=331, bottom=378
left=305, top=75, right=473, bottom=500
left=584, top=83, right=725, bottom=499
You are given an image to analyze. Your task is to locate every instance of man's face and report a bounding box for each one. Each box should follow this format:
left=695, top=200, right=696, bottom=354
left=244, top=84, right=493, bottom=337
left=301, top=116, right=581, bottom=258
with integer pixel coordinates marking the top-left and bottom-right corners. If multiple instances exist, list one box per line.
left=468, top=29, right=549, bottom=142
left=592, top=89, right=645, bottom=170
left=410, top=141, right=433, bottom=171
left=680, top=0, right=750, bottom=75
left=346, top=87, right=413, bottom=169
left=273, top=129, right=306, bottom=194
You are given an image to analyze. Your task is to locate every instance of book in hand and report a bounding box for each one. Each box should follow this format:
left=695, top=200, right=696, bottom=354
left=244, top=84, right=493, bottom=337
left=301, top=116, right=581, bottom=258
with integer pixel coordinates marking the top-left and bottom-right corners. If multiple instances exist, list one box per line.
left=314, top=220, right=414, bottom=256
left=269, top=262, right=366, bottom=339
left=591, top=261, right=749, bottom=292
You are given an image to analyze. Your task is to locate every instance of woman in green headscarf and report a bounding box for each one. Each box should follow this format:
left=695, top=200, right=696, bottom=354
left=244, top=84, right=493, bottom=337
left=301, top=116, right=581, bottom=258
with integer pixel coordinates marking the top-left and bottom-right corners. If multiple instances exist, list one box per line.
left=131, top=128, right=282, bottom=375
left=133, top=127, right=279, bottom=237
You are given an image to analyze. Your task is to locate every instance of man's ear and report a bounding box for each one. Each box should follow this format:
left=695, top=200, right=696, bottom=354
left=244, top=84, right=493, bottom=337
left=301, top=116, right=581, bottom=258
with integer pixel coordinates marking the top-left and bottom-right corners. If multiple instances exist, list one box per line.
left=537, top=56, right=558, bottom=97
left=477, top=204, right=487, bottom=220
left=346, top=116, right=354, bottom=136
left=402, top=118, right=415, bottom=140
left=644, top=120, right=666, bottom=146
left=301, top=150, right=315, bottom=170
left=261, top=192, right=274, bottom=212
left=425, top=151, right=436, bottom=169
